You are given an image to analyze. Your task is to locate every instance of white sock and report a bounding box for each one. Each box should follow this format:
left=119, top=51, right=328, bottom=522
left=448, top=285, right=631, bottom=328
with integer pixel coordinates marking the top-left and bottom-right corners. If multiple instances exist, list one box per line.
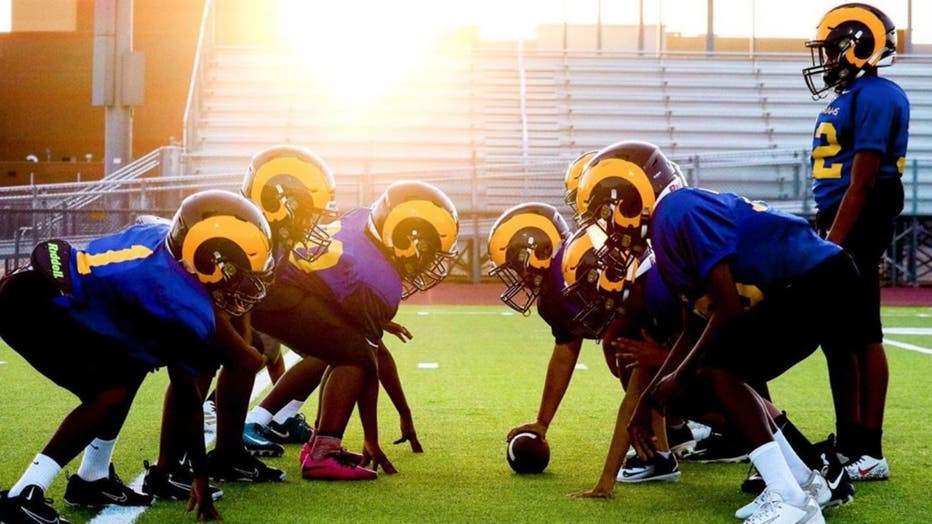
left=773, top=430, right=812, bottom=485
left=245, top=406, right=273, bottom=426
left=749, top=441, right=807, bottom=507
left=77, top=438, right=116, bottom=481
left=9, top=454, right=62, bottom=497
left=272, top=400, right=305, bottom=425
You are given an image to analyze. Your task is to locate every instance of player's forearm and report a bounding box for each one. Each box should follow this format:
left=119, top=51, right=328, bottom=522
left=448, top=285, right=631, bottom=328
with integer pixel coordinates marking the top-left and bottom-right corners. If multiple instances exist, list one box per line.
left=598, top=367, right=650, bottom=483
left=536, top=340, right=582, bottom=427
left=357, top=371, right=381, bottom=443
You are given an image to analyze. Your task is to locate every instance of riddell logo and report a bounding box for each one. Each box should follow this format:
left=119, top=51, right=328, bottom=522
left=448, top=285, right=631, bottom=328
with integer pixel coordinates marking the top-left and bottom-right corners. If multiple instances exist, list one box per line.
left=47, top=243, right=64, bottom=279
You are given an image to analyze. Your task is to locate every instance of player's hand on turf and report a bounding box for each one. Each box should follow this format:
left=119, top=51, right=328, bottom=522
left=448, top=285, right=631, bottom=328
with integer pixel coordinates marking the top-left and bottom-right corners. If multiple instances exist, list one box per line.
left=187, top=475, right=222, bottom=521
left=570, top=483, right=614, bottom=499
left=384, top=321, right=413, bottom=343
left=362, top=442, right=398, bottom=474
left=394, top=418, right=424, bottom=452
left=506, top=421, right=547, bottom=442
left=627, top=403, right=657, bottom=461
left=613, top=329, right=667, bottom=370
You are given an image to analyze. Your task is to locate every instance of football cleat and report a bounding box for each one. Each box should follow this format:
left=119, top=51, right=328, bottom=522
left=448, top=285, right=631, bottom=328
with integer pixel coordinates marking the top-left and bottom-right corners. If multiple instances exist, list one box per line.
left=812, top=434, right=855, bottom=506
left=301, top=451, right=377, bottom=481
left=686, top=420, right=713, bottom=443
left=207, top=449, right=286, bottom=483
left=742, top=492, right=824, bottom=524
left=243, top=423, right=285, bottom=457
left=741, top=465, right=766, bottom=494
left=737, top=470, right=830, bottom=520
left=266, top=414, right=314, bottom=444
left=679, top=432, right=749, bottom=463
left=0, top=485, right=73, bottom=524
left=616, top=452, right=681, bottom=483
left=666, top=424, right=697, bottom=457
left=141, top=460, right=223, bottom=502
left=63, top=464, right=152, bottom=508
left=844, top=454, right=889, bottom=481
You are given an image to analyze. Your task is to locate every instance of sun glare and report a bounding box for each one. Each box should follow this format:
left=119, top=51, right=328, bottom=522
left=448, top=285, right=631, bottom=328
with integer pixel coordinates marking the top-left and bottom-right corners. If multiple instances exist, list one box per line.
left=1, top=0, right=11, bottom=32
left=278, top=0, right=452, bottom=108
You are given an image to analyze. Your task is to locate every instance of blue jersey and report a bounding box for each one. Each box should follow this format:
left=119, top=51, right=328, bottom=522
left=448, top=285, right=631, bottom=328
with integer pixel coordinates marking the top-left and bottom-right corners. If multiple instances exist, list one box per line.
left=642, top=265, right=681, bottom=344
left=536, top=245, right=593, bottom=344
left=811, top=75, right=909, bottom=210
left=58, top=223, right=218, bottom=374
left=279, top=207, right=402, bottom=341
left=651, top=189, right=842, bottom=301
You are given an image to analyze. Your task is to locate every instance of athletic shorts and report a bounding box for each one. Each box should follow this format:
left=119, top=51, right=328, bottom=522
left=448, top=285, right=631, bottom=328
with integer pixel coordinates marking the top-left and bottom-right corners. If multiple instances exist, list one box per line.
left=699, top=253, right=873, bottom=384
left=250, top=281, right=377, bottom=371
left=816, top=177, right=904, bottom=343
left=0, top=270, right=151, bottom=401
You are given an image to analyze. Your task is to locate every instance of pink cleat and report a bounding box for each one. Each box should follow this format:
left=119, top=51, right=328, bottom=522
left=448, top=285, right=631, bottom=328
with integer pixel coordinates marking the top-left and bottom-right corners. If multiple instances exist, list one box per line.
left=301, top=451, right=377, bottom=480
left=300, top=442, right=364, bottom=468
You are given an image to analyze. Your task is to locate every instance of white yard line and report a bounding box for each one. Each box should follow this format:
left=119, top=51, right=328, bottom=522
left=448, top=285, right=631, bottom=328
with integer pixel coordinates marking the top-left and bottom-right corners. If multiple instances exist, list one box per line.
left=88, top=350, right=302, bottom=524
left=884, top=338, right=932, bottom=355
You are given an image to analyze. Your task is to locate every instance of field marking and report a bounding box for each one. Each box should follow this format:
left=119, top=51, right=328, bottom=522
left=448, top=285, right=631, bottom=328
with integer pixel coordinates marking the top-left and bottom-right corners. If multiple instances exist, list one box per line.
left=884, top=327, right=932, bottom=336
left=417, top=362, right=439, bottom=369
left=89, top=350, right=302, bottom=524
left=884, top=338, right=932, bottom=355
left=574, top=363, right=588, bottom=370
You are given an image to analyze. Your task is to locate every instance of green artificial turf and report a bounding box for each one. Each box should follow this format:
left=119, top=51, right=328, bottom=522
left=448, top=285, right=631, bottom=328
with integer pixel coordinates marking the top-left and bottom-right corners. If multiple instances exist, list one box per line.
left=1, top=304, right=930, bottom=523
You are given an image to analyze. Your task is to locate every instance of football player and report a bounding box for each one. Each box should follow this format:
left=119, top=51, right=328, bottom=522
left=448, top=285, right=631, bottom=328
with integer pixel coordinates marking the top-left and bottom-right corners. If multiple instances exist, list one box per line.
left=804, top=2, right=908, bottom=480
left=248, top=179, right=458, bottom=480
left=581, top=140, right=855, bottom=523
left=488, top=203, right=661, bottom=469
left=0, top=190, right=275, bottom=523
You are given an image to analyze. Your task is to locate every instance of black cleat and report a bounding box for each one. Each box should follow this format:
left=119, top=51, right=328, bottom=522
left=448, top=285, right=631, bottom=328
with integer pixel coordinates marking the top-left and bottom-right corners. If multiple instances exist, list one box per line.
left=266, top=414, right=314, bottom=444
left=207, top=449, right=286, bottom=483
left=141, top=460, right=223, bottom=502
left=0, top=484, right=73, bottom=524
left=679, top=432, right=749, bottom=463
left=814, top=434, right=855, bottom=506
left=63, top=464, right=152, bottom=508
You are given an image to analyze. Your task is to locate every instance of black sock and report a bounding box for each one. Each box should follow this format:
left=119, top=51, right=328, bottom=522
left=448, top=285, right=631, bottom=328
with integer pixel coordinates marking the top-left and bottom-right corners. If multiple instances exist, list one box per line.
left=316, top=430, right=343, bottom=439
left=859, top=428, right=883, bottom=458
left=775, top=412, right=820, bottom=470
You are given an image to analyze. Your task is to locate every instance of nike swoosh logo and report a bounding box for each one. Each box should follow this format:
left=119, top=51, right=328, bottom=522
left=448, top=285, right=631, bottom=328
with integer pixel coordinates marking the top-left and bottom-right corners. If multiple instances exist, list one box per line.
left=168, top=478, right=192, bottom=491
left=267, top=427, right=290, bottom=439
left=244, top=434, right=269, bottom=446
left=858, top=464, right=879, bottom=477
left=233, top=467, right=259, bottom=478
left=102, top=492, right=128, bottom=503
left=21, top=507, right=59, bottom=524
left=827, top=471, right=844, bottom=490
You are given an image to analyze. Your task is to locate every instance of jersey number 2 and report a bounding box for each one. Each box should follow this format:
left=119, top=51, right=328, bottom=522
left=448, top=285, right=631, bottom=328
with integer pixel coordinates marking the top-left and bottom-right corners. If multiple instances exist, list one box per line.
left=812, top=122, right=842, bottom=180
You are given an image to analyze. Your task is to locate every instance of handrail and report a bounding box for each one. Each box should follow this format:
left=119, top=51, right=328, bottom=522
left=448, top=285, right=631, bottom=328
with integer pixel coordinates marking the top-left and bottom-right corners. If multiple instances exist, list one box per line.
left=182, top=0, right=215, bottom=152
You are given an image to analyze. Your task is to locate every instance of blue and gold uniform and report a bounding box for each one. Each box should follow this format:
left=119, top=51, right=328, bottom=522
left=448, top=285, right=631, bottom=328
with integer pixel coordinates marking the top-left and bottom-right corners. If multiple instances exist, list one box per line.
left=649, top=188, right=868, bottom=382
left=811, top=74, right=909, bottom=211
left=536, top=246, right=592, bottom=344
left=253, top=207, right=402, bottom=368
left=0, top=223, right=220, bottom=400
left=63, top=223, right=218, bottom=374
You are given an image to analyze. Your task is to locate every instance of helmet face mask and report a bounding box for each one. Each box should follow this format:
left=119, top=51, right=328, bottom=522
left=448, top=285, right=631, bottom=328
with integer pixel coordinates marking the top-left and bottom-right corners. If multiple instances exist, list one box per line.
left=488, top=202, right=569, bottom=314
left=368, top=180, right=459, bottom=299
left=243, top=145, right=338, bottom=262
left=168, top=190, right=275, bottom=317
left=803, top=3, right=896, bottom=97
left=561, top=227, right=636, bottom=338
left=575, top=141, right=684, bottom=258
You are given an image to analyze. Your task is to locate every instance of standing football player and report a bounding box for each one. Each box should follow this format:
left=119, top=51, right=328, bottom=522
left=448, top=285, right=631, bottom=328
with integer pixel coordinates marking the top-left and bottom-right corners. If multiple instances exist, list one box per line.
left=803, top=2, right=908, bottom=481
left=0, top=190, right=275, bottom=523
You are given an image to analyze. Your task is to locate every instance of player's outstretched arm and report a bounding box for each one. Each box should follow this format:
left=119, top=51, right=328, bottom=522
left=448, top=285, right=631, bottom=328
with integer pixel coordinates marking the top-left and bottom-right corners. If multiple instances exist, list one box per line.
left=507, top=338, right=583, bottom=442
left=573, top=367, right=653, bottom=499
left=376, top=340, right=423, bottom=452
